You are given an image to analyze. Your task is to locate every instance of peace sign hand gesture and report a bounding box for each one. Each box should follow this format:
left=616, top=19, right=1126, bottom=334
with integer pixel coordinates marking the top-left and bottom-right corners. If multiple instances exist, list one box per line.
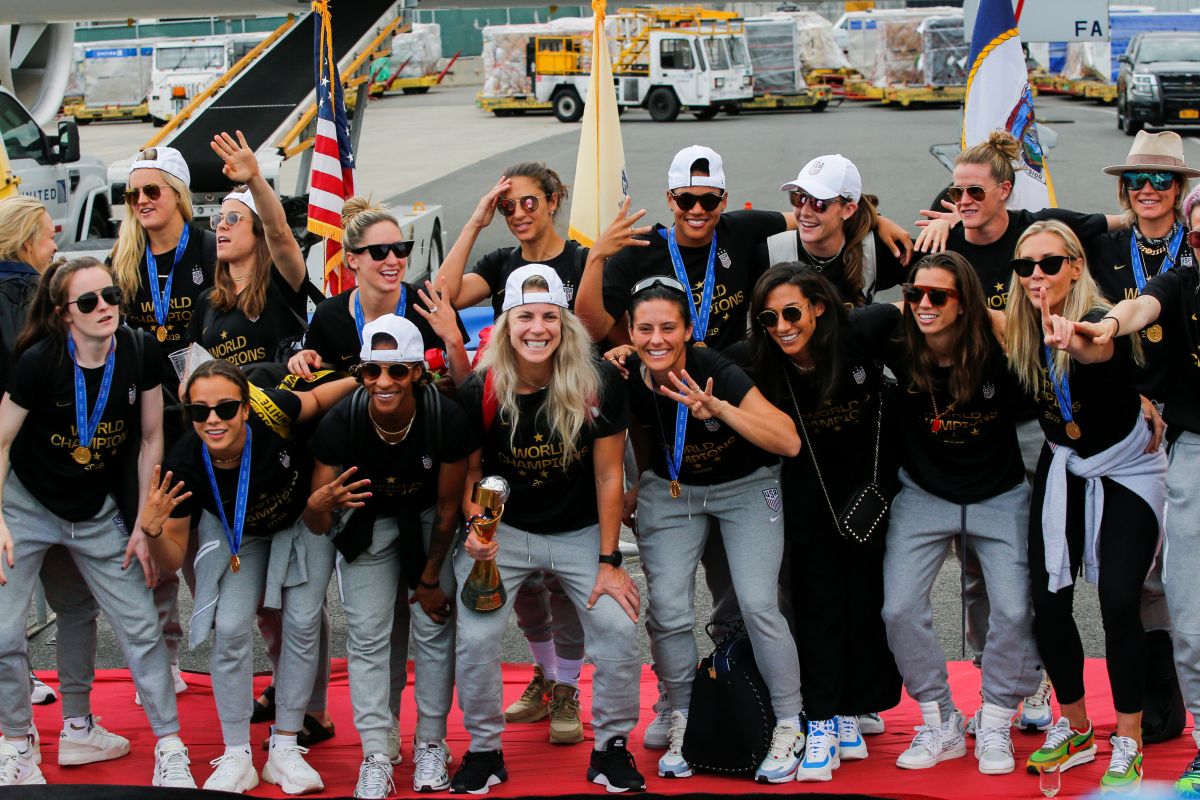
left=659, top=369, right=727, bottom=420
left=307, top=466, right=372, bottom=518
left=210, top=130, right=260, bottom=185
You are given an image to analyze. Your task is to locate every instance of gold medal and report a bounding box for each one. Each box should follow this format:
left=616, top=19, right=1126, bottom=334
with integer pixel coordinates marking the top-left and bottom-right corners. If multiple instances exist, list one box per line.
left=669, top=480, right=681, bottom=499
left=156, top=325, right=168, bottom=342
left=1066, top=421, right=1082, bottom=440
left=693, top=341, right=707, bottom=348
left=230, top=555, right=241, bottom=573
left=71, top=445, right=92, bottom=465
left=1146, top=324, right=1163, bottom=343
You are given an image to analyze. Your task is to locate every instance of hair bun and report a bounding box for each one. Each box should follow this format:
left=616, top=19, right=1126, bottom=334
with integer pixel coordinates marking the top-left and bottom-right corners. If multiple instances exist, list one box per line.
left=986, top=130, right=1021, bottom=161
left=340, top=196, right=377, bottom=227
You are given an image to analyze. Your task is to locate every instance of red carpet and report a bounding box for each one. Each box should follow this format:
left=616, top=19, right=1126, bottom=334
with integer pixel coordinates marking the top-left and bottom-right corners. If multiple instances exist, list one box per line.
left=26, top=659, right=1192, bottom=798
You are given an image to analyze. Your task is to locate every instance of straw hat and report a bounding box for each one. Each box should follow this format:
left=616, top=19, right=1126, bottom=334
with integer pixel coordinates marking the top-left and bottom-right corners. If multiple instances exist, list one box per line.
left=1103, top=131, right=1200, bottom=177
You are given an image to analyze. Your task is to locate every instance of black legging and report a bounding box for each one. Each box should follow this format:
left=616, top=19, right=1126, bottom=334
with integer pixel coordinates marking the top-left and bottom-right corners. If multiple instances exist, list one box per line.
left=1028, top=447, right=1159, bottom=714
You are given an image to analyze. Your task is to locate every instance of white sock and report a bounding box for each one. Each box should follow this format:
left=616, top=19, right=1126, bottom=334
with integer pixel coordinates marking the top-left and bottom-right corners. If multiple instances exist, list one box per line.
left=778, top=715, right=801, bottom=728
left=673, top=708, right=688, bottom=720
left=62, top=715, right=92, bottom=741
left=272, top=732, right=297, bottom=750
left=225, top=744, right=251, bottom=756
left=555, top=656, right=584, bottom=688
left=528, top=639, right=557, bottom=682
left=979, top=702, right=1016, bottom=732
left=918, top=700, right=943, bottom=728
left=3, top=735, right=29, bottom=754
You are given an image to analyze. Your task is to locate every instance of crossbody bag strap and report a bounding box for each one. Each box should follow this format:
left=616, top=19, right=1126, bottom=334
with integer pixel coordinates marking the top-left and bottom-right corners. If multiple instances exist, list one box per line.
left=783, top=370, right=841, bottom=531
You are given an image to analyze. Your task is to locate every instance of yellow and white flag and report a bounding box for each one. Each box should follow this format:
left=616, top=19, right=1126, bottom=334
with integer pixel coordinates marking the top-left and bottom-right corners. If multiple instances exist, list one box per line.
left=567, top=0, right=629, bottom=247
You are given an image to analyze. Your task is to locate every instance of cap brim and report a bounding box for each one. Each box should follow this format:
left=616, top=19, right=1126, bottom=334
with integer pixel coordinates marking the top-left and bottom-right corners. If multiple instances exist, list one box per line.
left=1103, top=162, right=1200, bottom=177
left=780, top=178, right=839, bottom=200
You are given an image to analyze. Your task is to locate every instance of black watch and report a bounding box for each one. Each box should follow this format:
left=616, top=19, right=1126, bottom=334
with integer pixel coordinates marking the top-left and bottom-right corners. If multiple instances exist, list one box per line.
left=598, top=551, right=623, bottom=568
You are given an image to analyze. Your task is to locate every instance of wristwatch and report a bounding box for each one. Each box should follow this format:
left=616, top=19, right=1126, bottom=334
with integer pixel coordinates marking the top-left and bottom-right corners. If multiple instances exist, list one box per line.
left=598, top=551, right=623, bottom=568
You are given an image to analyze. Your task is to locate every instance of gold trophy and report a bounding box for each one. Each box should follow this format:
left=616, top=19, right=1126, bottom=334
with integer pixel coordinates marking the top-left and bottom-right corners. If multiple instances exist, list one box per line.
left=460, top=476, right=511, bottom=612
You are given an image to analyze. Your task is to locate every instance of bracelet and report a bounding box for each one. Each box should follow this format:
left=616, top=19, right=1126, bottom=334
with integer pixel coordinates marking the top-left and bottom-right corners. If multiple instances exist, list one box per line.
left=1102, top=315, right=1121, bottom=336
left=418, top=578, right=441, bottom=590
left=142, top=526, right=163, bottom=539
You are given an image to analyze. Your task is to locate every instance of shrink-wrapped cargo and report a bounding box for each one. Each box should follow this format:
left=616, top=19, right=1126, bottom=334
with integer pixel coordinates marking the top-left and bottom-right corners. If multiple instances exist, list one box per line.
left=919, top=15, right=967, bottom=86
left=744, top=18, right=804, bottom=94
left=390, top=23, right=442, bottom=78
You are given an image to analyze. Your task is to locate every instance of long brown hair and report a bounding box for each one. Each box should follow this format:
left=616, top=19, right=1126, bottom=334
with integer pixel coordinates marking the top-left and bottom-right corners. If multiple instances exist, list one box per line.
left=15, top=257, right=112, bottom=357
left=839, top=194, right=880, bottom=306
left=897, top=251, right=992, bottom=405
left=209, top=187, right=272, bottom=319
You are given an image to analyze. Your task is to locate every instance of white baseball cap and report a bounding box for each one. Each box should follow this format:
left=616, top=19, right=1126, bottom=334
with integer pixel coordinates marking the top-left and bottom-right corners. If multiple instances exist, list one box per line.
left=129, top=146, right=191, bottom=188
left=668, top=145, right=726, bottom=191
left=781, top=154, right=862, bottom=203
left=222, top=190, right=258, bottom=217
left=501, top=264, right=569, bottom=312
left=359, top=316, right=426, bottom=364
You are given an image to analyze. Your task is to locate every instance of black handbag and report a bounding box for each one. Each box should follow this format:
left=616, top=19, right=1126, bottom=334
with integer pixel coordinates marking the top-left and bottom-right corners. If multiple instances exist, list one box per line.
left=681, top=621, right=776, bottom=775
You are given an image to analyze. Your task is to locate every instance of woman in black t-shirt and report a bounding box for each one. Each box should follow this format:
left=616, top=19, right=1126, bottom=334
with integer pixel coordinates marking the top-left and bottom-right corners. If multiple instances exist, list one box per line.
left=305, top=316, right=474, bottom=795
left=449, top=265, right=643, bottom=794
left=187, top=132, right=309, bottom=378
left=143, top=359, right=353, bottom=794
left=1006, top=220, right=1167, bottom=793
left=879, top=252, right=1039, bottom=777
left=737, top=265, right=901, bottom=779
left=0, top=257, right=197, bottom=788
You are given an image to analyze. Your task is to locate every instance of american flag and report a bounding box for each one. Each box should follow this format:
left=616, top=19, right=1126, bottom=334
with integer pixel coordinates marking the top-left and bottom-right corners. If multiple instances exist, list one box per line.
left=307, top=0, right=357, bottom=294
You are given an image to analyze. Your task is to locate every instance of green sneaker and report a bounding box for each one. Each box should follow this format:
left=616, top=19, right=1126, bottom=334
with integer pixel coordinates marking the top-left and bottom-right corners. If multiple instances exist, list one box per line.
left=1099, top=735, right=1142, bottom=794
left=1026, top=717, right=1097, bottom=775
left=1176, top=751, right=1200, bottom=798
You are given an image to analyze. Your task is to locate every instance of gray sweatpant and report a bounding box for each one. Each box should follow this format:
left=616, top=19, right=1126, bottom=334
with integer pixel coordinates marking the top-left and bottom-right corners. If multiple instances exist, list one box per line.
left=454, top=522, right=640, bottom=752
left=39, top=546, right=98, bottom=718
left=196, top=514, right=335, bottom=745
left=1163, top=432, right=1200, bottom=731
left=513, top=572, right=585, bottom=660
left=882, top=470, right=1042, bottom=715
left=0, top=474, right=179, bottom=737
left=256, top=607, right=332, bottom=715
left=152, top=571, right=183, bottom=665
left=637, top=465, right=802, bottom=719
left=335, top=508, right=456, bottom=755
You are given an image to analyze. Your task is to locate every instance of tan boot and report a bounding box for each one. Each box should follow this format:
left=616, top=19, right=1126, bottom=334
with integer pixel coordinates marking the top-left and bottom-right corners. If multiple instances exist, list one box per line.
left=548, top=682, right=585, bottom=745
left=503, top=665, right=551, bottom=723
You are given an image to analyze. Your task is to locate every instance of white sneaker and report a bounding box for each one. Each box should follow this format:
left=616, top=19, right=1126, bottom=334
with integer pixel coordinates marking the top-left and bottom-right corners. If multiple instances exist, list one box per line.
left=857, top=712, right=885, bottom=735
left=153, top=737, right=198, bottom=788
left=796, top=718, right=840, bottom=782
left=754, top=720, right=804, bottom=783
left=413, top=738, right=451, bottom=793
left=1019, top=672, right=1054, bottom=733
left=263, top=733, right=324, bottom=795
left=30, top=673, right=57, bottom=705
left=137, top=660, right=188, bottom=706
left=388, top=717, right=403, bottom=765
left=354, top=753, right=395, bottom=799
left=0, top=740, right=45, bottom=786
left=975, top=723, right=1015, bottom=774
left=656, top=710, right=691, bottom=778
left=203, top=748, right=258, bottom=793
left=26, top=726, right=40, bottom=766
left=58, top=716, right=131, bottom=766
left=644, top=686, right=672, bottom=749
left=897, top=704, right=967, bottom=770
left=838, top=715, right=868, bottom=760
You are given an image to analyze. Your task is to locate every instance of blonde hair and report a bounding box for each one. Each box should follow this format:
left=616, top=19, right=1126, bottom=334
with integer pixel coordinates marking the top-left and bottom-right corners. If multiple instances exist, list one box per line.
left=110, top=149, right=194, bottom=303
left=1005, top=220, right=1136, bottom=390
left=341, top=196, right=399, bottom=251
left=478, top=275, right=600, bottom=468
left=956, top=130, right=1020, bottom=186
left=210, top=187, right=272, bottom=319
left=0, top=196, right=49, bottom=263
left=1116, top=173, right=1192, bottom=224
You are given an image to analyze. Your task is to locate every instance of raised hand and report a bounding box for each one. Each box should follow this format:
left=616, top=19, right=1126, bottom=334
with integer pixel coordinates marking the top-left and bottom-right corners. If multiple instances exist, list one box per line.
left=469, top=176, right=512, bottom=230
left=307, top=466, right=371, bottom=517
left=590, top=196, right=652, bottom=261
left=414, top=277, right=461, bottom=341
left=1039, top=288, right=1074, bottom=351
left=660, top=369, right=724, bottom=420
left=210, top=130, right=260, bottom=185
left=140, top=466, right=192, bottom=538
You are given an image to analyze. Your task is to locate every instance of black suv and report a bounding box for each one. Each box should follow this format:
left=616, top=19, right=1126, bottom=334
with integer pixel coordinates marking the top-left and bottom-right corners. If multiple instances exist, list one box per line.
left=1118, top=31, right=1200, bottom=135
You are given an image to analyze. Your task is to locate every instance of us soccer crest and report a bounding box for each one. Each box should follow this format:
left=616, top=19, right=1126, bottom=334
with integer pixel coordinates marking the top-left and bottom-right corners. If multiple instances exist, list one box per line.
left=704, top=418, right=720, bottom=432
left=852, top=365, right=866, bottom=385
left=983, top=383, right=995, bottom=399
left=718, top=249, right=732, bottom=269
left=279, top=450, right=291, bottom=469
left=422, top=455, right=433, bottom=470
left=762, top=487, right=781, bottom=513
left=128, top=384, right=137, bottom=405
left=192, top=266, right=204, bottom=285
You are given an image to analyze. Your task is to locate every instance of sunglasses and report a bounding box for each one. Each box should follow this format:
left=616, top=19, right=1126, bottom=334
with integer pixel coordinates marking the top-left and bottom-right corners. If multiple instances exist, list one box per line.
left=67, top=285, right=122, bottom=314
left=184, top=399, right=243, bottom=424
left=631, top=275, right=688, bottom=296
left=670, top=190, right=725, bottom=212
left=1010, top=255, right=1072, bottom=278
left=902, top=283, right=959, bottom=307
left=1188, top=230, right=1200, bottom=250
left=1122, top=171, right=1176, bottom=191
left=757, top=303, right=809, bottom=328
left=209, top=211, right=250, bottom=230
left=497, top=194, right=552, bottom=217
left=788, top=191, right=843, bottom=213
left=124, top=183, right=164, bottom=204
left=348, top=241, right=415, bottom=260
left=360, top=362, right=416, bottom=381
left=947, top=183, right=1000, bottom=204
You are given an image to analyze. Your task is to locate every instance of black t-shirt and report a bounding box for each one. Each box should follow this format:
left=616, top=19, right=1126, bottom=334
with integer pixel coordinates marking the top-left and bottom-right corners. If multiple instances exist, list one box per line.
left=627, top=345, right=777, bottom=485
left=602, top=210, right=788, bottom=350
left=946, top=208, right=1108, bottom=311
left=1143, top=267, right=1200, bottom=436
left=187, top=268, right=306, bottom=368
left=303, top=285, right=468, bottom=372
left=754, top=230, right=906, bottom=306
left=1085, top=229, right=1195, bottom=397
left=310, top=386, right=477, bottom=514
left=121, top=224, right=217, bottom=399
left=6, top=327, right=162, bottom=522
left=1032, top=309, right=1142, bottom=458
left=166, top=388, right=307, bottom=536
left=457, top=363, right=628, bottom=534
left=470, top=240, right=587, bottom=319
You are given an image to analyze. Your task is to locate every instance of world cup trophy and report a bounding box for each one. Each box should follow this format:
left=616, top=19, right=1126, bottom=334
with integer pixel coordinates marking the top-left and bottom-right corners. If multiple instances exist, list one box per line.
left=460, top=476, right=511, bottom=612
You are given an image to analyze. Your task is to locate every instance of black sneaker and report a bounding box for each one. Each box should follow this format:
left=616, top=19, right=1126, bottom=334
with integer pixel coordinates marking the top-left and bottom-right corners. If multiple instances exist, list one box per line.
left=449, top=749, right=507, bottom=794
left=587, top=737, right=646, bottom=793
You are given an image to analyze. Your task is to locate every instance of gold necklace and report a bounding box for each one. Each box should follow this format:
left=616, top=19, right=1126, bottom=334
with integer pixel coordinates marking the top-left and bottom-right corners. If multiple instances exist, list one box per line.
left=213, top=453, right=242, bottom=465
left=369, top=407, right=414, bottom=442
left=1137, top=240, right=1168, bottom=256
left=929, top=391, right=957, bottom=433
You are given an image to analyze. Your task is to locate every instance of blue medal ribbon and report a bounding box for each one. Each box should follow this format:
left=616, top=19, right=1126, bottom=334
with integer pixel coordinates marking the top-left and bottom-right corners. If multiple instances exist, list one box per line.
left=1129, top=224, right=1185, bottom=293
left=66, top=336, right=116, bottom=456
left=202, top=424, right=252, bottom=562
left=353, top=284, right=407, bottom=344
left=661, top=227, right=717, bottom=345
left=666, top=400, right=688, bottom=490
left=145, top=224, right=190, bottom=329
left=1043, top=344, right=1078, bottom=435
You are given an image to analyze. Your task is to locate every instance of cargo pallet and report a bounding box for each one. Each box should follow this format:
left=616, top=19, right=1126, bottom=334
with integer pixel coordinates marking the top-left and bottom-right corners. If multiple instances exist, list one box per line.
left=68, top=101, right=150, bottom=124
left=880, top=84, right=965, bottom=107
left=738, top=86, right=834, bottom=112
left=476, top=93, right=553, bottom=116
left=805, top=68, right=881, bottom=101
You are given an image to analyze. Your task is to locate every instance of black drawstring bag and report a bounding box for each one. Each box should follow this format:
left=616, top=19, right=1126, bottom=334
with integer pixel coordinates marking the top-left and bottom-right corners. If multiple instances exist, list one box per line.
left=681, top=621, right=776, bottom=775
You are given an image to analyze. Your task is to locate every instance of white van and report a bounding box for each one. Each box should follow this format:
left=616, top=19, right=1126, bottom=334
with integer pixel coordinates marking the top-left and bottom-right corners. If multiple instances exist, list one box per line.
left=147, top=34, right=267, bottom=126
